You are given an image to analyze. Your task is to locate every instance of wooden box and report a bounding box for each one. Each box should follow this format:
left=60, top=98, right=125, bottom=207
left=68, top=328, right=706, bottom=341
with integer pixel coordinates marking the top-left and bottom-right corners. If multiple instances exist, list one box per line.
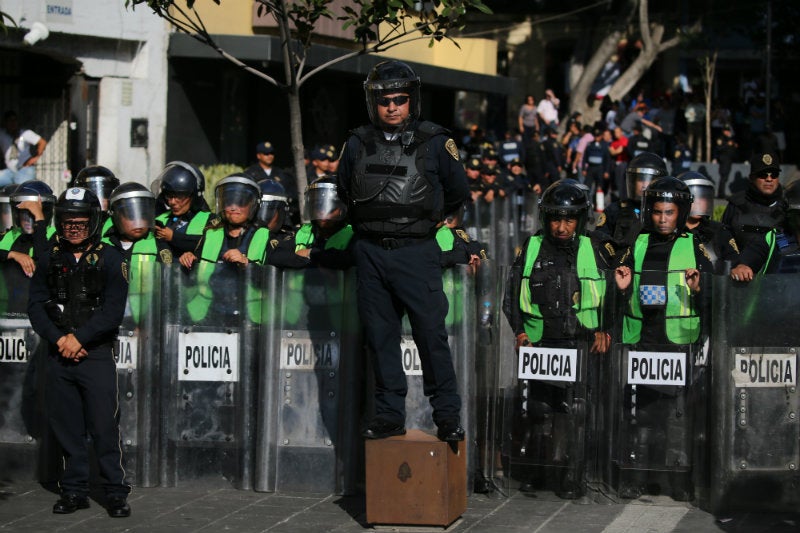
left=365, top=429, right=466, bottom=527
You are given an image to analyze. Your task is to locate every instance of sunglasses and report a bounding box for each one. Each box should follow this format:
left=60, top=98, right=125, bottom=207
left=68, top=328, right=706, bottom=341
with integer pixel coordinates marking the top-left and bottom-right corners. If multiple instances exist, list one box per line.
left=756, top=173, right=778, bottom=180
left=376, top=95, right=410, bottom=107
left=62, top=221, right=90, bottom=231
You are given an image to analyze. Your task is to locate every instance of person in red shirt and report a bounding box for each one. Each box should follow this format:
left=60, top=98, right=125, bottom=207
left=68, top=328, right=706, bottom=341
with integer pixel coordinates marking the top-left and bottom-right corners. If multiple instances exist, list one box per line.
left=609, top=126, right=630, bottom=201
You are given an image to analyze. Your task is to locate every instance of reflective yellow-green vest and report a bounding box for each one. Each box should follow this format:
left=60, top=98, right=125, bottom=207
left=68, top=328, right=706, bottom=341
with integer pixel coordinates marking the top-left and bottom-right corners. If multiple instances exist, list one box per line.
left=436, top=226, right=462, bottom=328
left=294, top=223, right=353, bottom=251
left=519, top=235, right=605, bottom=343
left=187, top=226, right=269, bottom=323
left=0, top=226, right=56, bottom=254
left=623, top=233, right=699, bottom=345
left=155, top=210, right=210, bottom=236
left=123, top=235, right=159, bottom=325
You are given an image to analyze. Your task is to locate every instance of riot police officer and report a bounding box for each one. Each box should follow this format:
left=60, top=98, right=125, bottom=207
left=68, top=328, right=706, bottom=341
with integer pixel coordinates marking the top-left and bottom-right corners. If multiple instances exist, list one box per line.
left=598, top=151, right=667, bottom=248
left=27, top=187, right=131, bottom=517
left=613, top=176, right=711, bottom=500
left=71, top=165, right=120, bottom=212
left=154, top=161, right=213, bottom=255
left=0, top=183, right=16, bottom=232
left=678, top=172, right=739, bottom=274
left=670, top=133, right=694, bottom=176
left=721, top=151, right=784, bottom=251
left=713, top=124, right=737, bottom=198
left=104, top=182, right=172, bottom=267
left=582, top=127, right=611, bottom=198
left=337, top=60, right=468, bottom=441
left=0, top=180, right=56, bottom=276
left=502, top=179, right=616, bottom=497
left=295, top=176, right=354, bottom=269
left=256, top=179, right=308, bottom=269
left=180, top=175, right=268, bottom=323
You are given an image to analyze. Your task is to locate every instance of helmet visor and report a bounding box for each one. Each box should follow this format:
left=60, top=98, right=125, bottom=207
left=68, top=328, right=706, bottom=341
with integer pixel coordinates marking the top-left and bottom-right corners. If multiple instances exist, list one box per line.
left=304, top=184, right=346, bottom=222
left=256, top=195, right=287, bottom=229
left=111, top=196, right=155, bottom=238
left=216, top=183, right=259, bottom=221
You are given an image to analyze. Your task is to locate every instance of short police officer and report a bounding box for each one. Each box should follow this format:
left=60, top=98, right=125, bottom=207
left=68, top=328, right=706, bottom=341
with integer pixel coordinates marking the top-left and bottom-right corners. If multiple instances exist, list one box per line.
left=294, top=176, right=355, bottom=270
left=337, top=60, right=468, bottom=441
left=0, top=180, right=56, bottom=277
left=27, top=187, right=131, bottom=517
left=256, top=179, right=308, bottom=269
left=154, top=161, right=213, bottom=255
left=599, top=151, right=668, bottom=248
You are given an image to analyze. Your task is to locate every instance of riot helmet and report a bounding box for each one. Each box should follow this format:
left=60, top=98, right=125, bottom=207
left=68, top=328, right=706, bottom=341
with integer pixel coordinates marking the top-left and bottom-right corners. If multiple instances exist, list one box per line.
left=157, top=161, right=206, bottom=210
left=641, top=176, right=693, bottom=235
left=0, top=184, right=18, bottom=233
left=214, top=174, right=261, bottom=226
left=626, top=151, right=668, bottom=201
left=783, top=179, right=800, bottom=234
left=538, top=179, right=592, bottom=242
left=54, top=187, right=103, bottom=246
left=677, top=171, right=715, bottom=218
left=10, top=180, right=56, bottom=234
left=73, top=165, right=120, bottom=212
left=363, top=60, right=421, bottom=129
left=256, top=179, right=289, bottom=231
left=109, top=182, right=156, bottom=241
left=304, top=176, right=347, bottom=224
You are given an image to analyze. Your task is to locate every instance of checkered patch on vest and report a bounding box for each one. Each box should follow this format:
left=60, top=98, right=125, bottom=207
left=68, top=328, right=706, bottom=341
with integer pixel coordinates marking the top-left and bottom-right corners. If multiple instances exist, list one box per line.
left=639, top=284, right=666, bottom=306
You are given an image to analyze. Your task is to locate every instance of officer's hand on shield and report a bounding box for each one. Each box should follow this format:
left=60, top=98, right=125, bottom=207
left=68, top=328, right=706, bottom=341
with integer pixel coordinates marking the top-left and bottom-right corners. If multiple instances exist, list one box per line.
left=295, top=248, right=311, bottom=258
left=515, top=332, right=532, bottom=351
left=179, top=251, right=197, bottom=269
left=730, top=264, right=753, bottom=282
left=7, top=250, right=36, bottom=277
left=591, top=331, right=612, bottom=354
left=468, top=253, right=481, bottom=274
left=615, top=265, right=632, bottom=290
left=685, top=268, right=701, bottom=293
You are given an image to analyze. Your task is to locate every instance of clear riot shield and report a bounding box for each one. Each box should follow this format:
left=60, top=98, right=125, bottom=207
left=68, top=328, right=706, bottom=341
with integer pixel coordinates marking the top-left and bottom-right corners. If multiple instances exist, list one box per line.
left=370, top=264, right=476, bottom=485
left=494, top=264, right=611, bottom=499
left=464, top=198, right=499, bottom=263
left=604, top=270, right=710, bottom=502
left=160, top=262, right=261, bottom=489
left=0, top=261, right=51, bottom=482
left=710, top=274, right=800, bottom=514
left=116, top=259, right=161, bottom=487
left=255, top=267, right=361, bottom=494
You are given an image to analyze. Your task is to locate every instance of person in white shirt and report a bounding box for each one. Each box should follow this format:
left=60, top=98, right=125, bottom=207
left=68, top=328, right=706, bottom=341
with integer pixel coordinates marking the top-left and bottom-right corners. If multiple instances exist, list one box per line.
left=537, top=89, right=560, bottom=129
left=0, top=111, right=47, bottom=186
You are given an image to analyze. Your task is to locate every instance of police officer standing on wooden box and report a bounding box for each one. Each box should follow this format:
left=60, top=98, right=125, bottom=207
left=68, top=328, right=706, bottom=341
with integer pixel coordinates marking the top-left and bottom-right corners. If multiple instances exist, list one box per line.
left=337, top=60, right=468, bottom=442
left=27, top=187, right=131, bottom=517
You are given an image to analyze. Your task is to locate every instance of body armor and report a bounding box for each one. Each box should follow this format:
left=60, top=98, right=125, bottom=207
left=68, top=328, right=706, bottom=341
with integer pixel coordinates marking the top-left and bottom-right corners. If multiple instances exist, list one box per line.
left=46, top=243, right=106, bottom=331
left=349, top=122, right=445, bottom=237
left=727, top=192, right=784, bottom=247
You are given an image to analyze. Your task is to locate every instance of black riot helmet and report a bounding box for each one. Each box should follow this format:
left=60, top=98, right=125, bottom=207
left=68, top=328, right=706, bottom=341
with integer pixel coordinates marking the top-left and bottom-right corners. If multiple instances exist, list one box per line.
left=256, top=179, right=289, bottom=231
left=109, top=182, right=156, bottom=241
left=11, top=180, right=56, bottom=234
left=215, top=174, right=261, bottom=225
left=304, top=176, right=347, bottom=223
left=641, top=176, right=693, bottom=235
left=626, top=151, right=668, bottom=201
left=0, top=184, right=18, bottom=233
left=538, top=178, right=592, bottom=241
left=363, top=60, right=421, bottom=129
left=677, top=171, right=715, bottom=218
left=54, top=187, right=103, bottom=244
left=73, top=165, right=120, bottom=212
left=157, top=161, right=206, bottom=209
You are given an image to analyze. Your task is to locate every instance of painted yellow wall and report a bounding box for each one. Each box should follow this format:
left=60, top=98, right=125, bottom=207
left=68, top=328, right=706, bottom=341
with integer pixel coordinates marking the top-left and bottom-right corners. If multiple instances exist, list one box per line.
left=184, top=1, right=496, bottom=76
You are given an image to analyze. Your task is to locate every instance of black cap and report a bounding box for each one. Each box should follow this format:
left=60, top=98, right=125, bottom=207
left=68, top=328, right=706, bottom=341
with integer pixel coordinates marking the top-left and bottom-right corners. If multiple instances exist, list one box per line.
left=750, top=152, right=781, bottom=176
left=509, top=157, right=522, bottom=167
left=465, top=158, right=481, bottom=170
left=480, top=165, right=498, bottom=175
left=256, top=141, right=275, bottom=155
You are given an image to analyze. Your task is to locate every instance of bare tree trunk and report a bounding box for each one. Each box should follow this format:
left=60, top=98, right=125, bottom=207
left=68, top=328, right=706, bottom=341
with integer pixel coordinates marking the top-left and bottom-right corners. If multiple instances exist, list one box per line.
left=288, top=90, right=308, bottom=220
left=568, top=30, right=624, bottom=126
left=702, top=52, right=717, bottom=163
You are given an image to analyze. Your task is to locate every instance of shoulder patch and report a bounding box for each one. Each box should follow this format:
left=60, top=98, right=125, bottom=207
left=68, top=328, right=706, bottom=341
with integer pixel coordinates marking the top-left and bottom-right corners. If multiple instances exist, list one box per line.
left=270, top=238, right=279, bottom=249
left=697, top=242, right=711, bottom=261
left=159, top=249, right=173, bottom=264
left=480, top=249, right=487, bottom=260
left=445, top=138, right=460, bottom=161
left=455, top=229, right=470, bottom=243
left=86, top=252, right=100, bottom=266
left=209, top=216, right=222, bottom=229
left=595, top=212, right=606, bottom=227
left=729, top=238, right=739, bottom=254
left=121, top=260, right=129, bottom=283
left=604, top=242, right=616, bottom=257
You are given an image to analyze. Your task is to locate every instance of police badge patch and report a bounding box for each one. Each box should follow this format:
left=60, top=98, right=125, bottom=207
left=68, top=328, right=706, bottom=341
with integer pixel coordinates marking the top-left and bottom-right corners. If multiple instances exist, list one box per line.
left=445, top=138, right=459, bottom=161
left=763, top=154, right=773, bottom=165
left=270, top=239, right=279, bottom=249
left=455, top=229, right=470, bottom=242
left=159, top=249, right=173, bottom=264
left=729, top=238, right=739, bottom=254
left=595, top=212, right=606, bottom=227
left=121, top=261, right=129, bottom=282
left=698, top=243, right=711, bottom=261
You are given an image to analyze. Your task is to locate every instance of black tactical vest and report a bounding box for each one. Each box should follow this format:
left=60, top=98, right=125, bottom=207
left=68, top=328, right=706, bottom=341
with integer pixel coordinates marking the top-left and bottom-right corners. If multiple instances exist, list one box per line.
left=349, top=122, right=445, bottom=238
left=528, top=241, right=581, bottom=339
left=46, top=242, right=106, bottom=331
left=727, top=192, right=784, bottom=248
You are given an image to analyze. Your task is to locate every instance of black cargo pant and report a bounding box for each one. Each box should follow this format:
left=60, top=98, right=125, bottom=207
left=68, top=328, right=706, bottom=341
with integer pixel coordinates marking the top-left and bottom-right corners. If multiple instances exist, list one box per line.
left=355, top=236, right=461, bottom=427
